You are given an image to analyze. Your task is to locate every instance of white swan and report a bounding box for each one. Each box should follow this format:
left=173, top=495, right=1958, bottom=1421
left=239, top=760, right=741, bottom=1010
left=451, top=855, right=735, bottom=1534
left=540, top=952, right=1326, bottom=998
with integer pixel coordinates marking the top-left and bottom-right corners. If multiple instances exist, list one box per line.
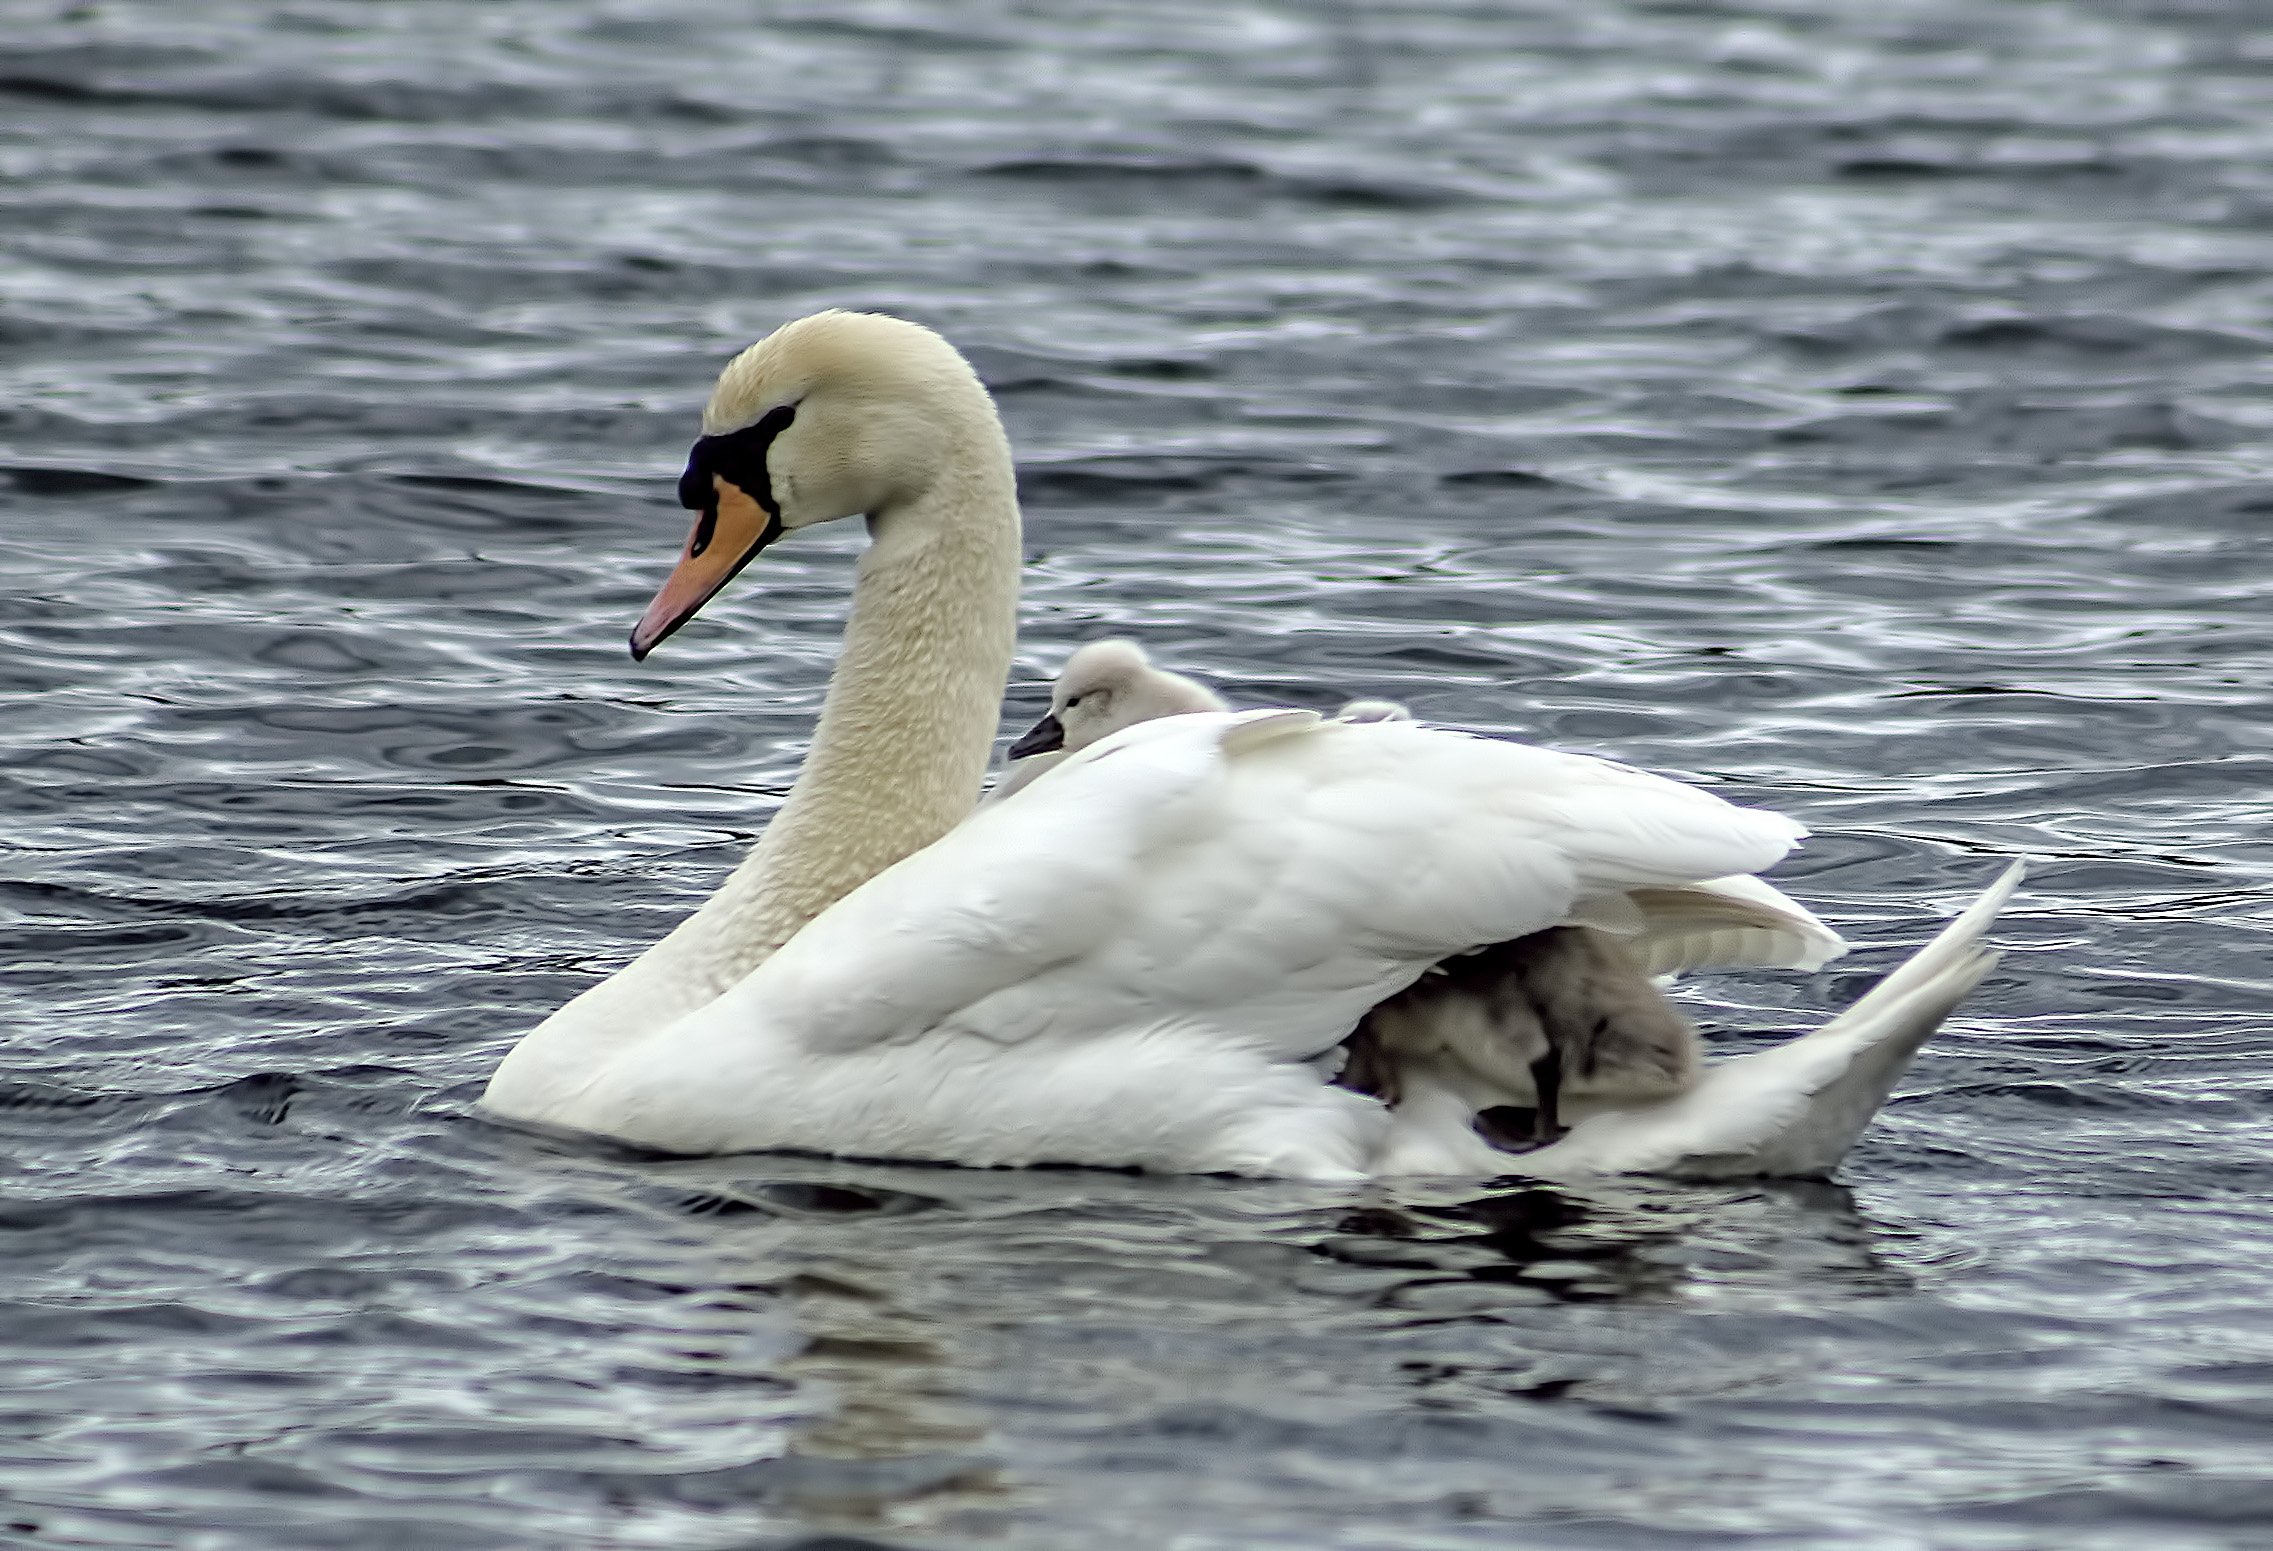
left=482, top=309, right=2020, bottom=1180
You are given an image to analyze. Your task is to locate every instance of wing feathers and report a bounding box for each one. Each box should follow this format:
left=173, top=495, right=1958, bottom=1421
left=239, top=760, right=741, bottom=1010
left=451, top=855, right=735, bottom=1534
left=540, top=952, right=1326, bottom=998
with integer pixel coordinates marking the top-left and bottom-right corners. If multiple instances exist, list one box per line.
left=686, top=713, right=1818, bottom=1069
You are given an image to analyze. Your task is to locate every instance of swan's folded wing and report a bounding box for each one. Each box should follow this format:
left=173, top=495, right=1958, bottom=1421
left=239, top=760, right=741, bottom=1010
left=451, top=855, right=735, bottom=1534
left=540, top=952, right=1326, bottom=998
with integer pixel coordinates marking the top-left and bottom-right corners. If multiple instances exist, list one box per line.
left=950, top=721, right=1819, bottom=1065
left=1279, top=726, right=1810, bottom=960
left=679, top=714, right=1818, bottom=1070
left=711, top=711, right=1315, bottom=1055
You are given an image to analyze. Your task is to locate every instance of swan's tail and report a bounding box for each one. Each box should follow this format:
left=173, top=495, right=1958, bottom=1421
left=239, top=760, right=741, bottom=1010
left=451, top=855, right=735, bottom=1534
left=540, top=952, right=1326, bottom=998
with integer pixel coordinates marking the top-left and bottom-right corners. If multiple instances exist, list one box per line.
left=1693, top=859, right=2024, bottom=1178
left=1522, top=861, right=2024, bottom=1182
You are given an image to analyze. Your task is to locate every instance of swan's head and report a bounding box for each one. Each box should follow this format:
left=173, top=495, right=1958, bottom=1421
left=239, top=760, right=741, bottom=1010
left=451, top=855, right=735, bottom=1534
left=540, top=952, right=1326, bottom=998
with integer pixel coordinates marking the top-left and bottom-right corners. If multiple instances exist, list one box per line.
left=1337, top=697, right=1412, bottom=724
left=631, top=309, right=999, bottom=658
left=1006, top=638, right=1229, bottom=760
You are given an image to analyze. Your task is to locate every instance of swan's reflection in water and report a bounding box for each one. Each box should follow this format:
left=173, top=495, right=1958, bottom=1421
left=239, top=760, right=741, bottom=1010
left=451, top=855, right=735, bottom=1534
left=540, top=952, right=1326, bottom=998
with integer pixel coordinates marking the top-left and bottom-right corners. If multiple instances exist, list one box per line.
left=512, top=1137, right=1020, bottom=1542
left=1322, top=1176, right=1911, bottom=1310
left=1294, top=1176, right=1921, bottom=1421
left=610, top=1150, right=1923, bottom=1541
left=666, top=1174, right=1016, bottom=1538
left=768, top=1257, right=1010, bottom=1532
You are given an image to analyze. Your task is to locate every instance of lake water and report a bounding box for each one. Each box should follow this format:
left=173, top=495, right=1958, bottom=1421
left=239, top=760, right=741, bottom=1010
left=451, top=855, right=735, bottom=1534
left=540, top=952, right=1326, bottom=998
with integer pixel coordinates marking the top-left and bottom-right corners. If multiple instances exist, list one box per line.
left=3, top=1, right=2270, bottom=1546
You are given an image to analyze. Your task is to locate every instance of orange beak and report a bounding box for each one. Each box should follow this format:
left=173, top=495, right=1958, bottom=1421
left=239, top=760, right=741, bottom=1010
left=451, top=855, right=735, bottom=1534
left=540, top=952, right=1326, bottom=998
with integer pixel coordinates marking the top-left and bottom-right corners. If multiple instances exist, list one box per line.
left=629, top=476, right=780, bottom=660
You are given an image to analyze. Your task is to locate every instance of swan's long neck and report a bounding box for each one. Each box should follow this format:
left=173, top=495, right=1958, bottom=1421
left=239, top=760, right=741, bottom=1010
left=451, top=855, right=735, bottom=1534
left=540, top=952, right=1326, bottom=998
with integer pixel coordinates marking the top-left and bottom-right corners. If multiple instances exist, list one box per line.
left=662, top=419, right=1022, bottom=998
left=482, top=317, right=1026, bottom=1121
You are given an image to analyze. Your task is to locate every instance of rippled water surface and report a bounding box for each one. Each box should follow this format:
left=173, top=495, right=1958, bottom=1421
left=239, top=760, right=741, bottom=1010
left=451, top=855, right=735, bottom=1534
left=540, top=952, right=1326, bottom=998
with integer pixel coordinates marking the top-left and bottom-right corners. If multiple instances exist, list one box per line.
left=4, top=0, right=2272, bottom=1545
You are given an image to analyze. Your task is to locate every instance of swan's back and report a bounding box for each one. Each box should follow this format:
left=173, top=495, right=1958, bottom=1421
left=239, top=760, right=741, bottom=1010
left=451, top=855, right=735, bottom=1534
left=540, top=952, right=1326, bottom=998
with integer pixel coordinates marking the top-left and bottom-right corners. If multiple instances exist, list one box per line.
left=646, top=712, right=1800, bottom=1069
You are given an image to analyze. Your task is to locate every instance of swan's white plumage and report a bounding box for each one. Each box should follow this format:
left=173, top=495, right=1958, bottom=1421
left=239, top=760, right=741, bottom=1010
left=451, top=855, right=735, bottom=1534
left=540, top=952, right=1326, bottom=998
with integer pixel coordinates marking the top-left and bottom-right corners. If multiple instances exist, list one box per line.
left=999, top=639, right=1848, bottom=982
left=524, top=709, right=1811, bottom=1176
left=1586, top=874, right=1847, bottom=980
left=483, top=308, right=2018, bottom=1181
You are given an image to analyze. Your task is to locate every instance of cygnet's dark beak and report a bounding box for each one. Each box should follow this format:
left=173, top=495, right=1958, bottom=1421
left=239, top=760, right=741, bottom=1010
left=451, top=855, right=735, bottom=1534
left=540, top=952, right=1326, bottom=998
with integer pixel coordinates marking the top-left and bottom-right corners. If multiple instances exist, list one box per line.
left=1007, top=712, right=1065, bottom=761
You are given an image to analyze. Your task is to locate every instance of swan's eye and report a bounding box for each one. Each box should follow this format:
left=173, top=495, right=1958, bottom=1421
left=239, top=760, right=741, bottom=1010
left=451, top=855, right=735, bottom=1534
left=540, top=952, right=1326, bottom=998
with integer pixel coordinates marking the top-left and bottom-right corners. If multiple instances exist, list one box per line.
left=1064, top=694, right=1084, bottom=710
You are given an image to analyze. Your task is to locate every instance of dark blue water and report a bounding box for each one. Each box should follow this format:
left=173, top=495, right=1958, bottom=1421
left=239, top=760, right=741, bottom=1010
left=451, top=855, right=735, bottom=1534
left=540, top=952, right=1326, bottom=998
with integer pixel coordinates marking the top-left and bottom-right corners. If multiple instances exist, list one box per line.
left=3, top=1, right=2271, bottom=1545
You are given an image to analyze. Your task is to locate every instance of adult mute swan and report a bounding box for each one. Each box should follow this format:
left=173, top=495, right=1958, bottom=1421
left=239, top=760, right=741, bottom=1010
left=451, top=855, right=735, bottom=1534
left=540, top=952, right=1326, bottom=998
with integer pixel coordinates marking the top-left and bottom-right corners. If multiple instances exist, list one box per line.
left=481, top=309, right=2020, bottom=1180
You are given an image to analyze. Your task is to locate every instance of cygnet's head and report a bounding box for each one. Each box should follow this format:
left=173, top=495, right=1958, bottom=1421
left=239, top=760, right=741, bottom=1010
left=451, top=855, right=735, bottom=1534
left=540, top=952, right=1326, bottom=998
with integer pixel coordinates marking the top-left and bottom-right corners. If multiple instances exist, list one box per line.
left=1337, top=697, right=1412, bottom=723
left=630, top=309, right=1007, bottom=659
left=1006, top=639, right=1229, bottom=761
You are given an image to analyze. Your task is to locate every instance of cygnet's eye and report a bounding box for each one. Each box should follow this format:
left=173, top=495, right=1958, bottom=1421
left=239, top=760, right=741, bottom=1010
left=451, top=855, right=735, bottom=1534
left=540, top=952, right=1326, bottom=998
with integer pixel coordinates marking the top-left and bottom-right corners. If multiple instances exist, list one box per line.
left=1064, top=693, right=1085, bottom=710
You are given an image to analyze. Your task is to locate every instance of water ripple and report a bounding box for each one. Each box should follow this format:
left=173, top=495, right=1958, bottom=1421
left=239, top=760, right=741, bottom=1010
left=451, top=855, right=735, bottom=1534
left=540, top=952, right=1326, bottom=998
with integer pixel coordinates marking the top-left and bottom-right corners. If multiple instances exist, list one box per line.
left=4, top=0, right=2272, bottom=1547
